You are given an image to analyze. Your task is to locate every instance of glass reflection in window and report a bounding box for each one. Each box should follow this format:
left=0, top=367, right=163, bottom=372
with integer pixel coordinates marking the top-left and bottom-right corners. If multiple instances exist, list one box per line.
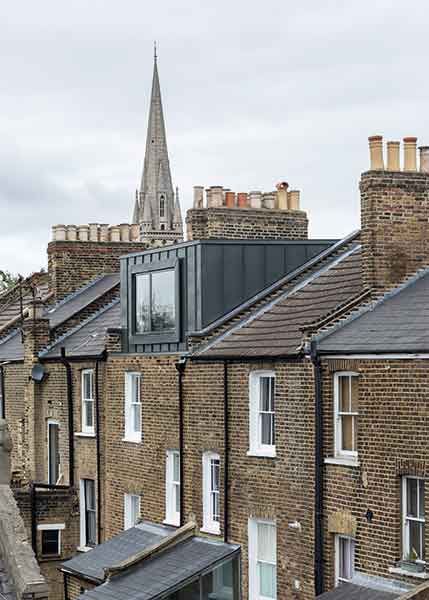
left=135, top=269, right=175, bottom=334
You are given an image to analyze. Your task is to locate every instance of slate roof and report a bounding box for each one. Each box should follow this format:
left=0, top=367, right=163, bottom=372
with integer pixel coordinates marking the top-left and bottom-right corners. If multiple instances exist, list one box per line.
left=0, top=276, right=50, bottom=334
left=62, top=521, right=174, bottom=583
left=0, top=330, right=23, bottom=362
left=45, top=274, right=119, bottom=329
left=77, top=536, right=239, bottom=600
left=317, top=583, right=399, bottom=600
left=318, top=267, right=429, bottom=354
left=196, top=241, right=362, bottom=358
left=40, top=300, right=120, bottom=359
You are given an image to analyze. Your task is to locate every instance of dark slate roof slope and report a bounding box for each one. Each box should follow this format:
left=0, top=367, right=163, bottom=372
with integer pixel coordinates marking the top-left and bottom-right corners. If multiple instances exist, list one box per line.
left=46, top=274, right=119, bottom=329
left=317, top=583, right=399, bottom=600
left=79, top=536, right=239, bottom=600
left=40, top=300, right=120, bottom=359
left=0, top=330, right=23, bottom=362
left=62, top=521, right=174, bottom=583
left=197, top=243, right=362, bottom=358
left=318, top=267, right=429, bottom=354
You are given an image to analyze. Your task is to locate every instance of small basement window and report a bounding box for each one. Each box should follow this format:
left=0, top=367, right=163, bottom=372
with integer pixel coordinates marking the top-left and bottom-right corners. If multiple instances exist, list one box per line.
left=38, top=523, right=65, bottom=557
left=135, top=269, right=176, bottom=334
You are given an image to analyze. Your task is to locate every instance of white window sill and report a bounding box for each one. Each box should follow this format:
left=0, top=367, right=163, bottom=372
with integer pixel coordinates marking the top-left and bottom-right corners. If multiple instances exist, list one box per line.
left=200, top=525, right=221, bottom=536
left=163, top=518, right=180, bottom=528
left=74, top=432, right=96, bottom=438
left=324, top=457, right=360, bottom=468
left=121, top=437, right=142, bottom=444
left=76, top=546, right=93, bottom=553
left=247, top=449, right=276, bottom=459
left=389, top=566, right=429, bottom=579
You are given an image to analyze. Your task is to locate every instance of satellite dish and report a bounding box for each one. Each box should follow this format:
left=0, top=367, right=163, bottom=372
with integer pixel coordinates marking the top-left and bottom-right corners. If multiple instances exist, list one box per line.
left=31, top=363, right=47, bottom=383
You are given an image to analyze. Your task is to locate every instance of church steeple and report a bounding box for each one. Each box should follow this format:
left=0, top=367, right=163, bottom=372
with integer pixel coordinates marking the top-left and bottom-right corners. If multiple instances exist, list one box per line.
left=133, top=50, right=183, bottom=246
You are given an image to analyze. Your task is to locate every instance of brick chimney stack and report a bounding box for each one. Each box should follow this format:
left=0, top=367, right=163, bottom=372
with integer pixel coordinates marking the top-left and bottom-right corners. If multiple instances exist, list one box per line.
left=186, top=181, right=308, bottom=241
left=361, top=135, right=429, bottom=290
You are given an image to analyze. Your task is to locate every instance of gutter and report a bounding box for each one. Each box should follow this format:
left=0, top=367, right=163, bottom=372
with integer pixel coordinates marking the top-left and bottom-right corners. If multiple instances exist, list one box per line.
left=310, top=340, right=324, bottom=596
left=60, top=347, right=75, bottom=487
left=175, top=357, right=187, bottom=527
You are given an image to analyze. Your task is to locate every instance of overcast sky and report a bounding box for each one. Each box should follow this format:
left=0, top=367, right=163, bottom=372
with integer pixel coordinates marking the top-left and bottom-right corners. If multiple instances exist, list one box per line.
left=1, top=0, right=429, bottom=275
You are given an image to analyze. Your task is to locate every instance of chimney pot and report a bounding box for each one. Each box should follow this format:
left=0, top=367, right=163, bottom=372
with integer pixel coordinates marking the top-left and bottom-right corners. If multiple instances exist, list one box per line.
left=209, top=186, right=224, bottom=208
left=130, top=223, right=140, bottom=241
left=89, top=223, right=99, bottom=242
left=77, top=225, right=89, bottom=241
left=237, top=193, right=249, bottom=208
left=386, top=141, right=400, bottom=171
left=119, top=224, right=130, bottom=242
left=403, top=137, right=418, bottom=171
left=249, top=191, right=262, bottom=209
left=193, top=186, right=204, bottom=209
left=368, top=135, right=384, bottom=170
left=109, top=225, right=120, bottom=242
left=288, top=190, right=300, bottom=210
left=225, top=191, right=236, bottom=208
left=419, top=147, right=429, bottom=174
left=276, top=182, right=289, bottom=210
left=99, top=224, right=109, bottom=242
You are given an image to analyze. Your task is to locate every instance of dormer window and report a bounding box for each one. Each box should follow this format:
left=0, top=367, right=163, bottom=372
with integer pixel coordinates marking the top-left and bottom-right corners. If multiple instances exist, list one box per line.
left=135, top=269, right=176, bottom=334
left=159, top=195, right=165, bottom=218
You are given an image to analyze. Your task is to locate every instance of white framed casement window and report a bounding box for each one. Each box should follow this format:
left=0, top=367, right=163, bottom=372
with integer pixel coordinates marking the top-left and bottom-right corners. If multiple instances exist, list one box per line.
left=202, top=452, right=221, bottom=534
left=248, top=371, right=276, bottom=458
left=81, top=369, right=95, bottom=434
left=124, top=372, right=142, bottom=442
left=334, top=372, right=359, bottom=458
left=37, top=523, right=65, bottom=557
left=124, top=493, right=141, bottom=530
left=335, top=535, right=355, bottom=585
left=248, top=518, right=277, bottom=600
left=79, top=479, right=96, bottom=550
left=165, top=449, right=180, bottom=526
left=402, top=476, right=425, bottom=561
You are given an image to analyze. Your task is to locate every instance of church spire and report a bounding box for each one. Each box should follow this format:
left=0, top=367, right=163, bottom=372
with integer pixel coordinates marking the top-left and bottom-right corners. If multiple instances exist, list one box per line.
left=134, top=50, right=183, bottom=246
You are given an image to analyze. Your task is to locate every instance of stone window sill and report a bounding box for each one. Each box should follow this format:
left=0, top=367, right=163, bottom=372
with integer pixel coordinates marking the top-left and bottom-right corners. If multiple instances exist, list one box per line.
left=77, top=546, right=93, bottom=553
left=388, top=566, right=429, bottom=580
left=74, top=432, right=96, bottom=438
left=247, top=449, right=277, bottom=459
left=200, top=526, right=221, bottom=536
left=121, top=437, right=142, bottom=444
left=324, top=456, right=360, bottom=468
left=163, top=518, right=180, bottom=528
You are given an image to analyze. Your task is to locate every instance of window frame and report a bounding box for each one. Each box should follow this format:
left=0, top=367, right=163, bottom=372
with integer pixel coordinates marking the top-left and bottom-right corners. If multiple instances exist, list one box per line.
left=202, top=451, right=221, bottom=535
left=335, top=534, right=355, bottom=585
left=248, top=371, right=276, bottom=458
left=128, top=258, right=181, bottom=345
left=124, top=372, right=142, bottom=443
left=248, top=518, right=277, bottom=600
left=333, top=372, right=359, bottom=459
left=165, top=449, right=180, bottom=526
left=79, top=479, right=96, bottom=550
left=402, top=476, right=426, bottom=562
left=81, top=369, right=95, bottom=434
left=37, top=523, right=65, bottom=557
left=124, top=493, right=141, bottom=530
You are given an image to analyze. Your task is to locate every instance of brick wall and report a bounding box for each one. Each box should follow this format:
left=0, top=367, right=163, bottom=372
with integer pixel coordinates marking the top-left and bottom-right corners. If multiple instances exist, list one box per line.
left=47, top=241, right=146, bottom=301
left=322, top=358, right=429, bottom=589
left=103, top=353, right=317, bottom=600
left=186, top=207, right=308, bottom=241
left=361, top=171, right=429, bottom=290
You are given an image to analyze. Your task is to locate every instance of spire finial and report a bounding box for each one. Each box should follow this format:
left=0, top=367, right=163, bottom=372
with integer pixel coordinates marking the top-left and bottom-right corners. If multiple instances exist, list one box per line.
left=154, top=40, right=157, bottom=62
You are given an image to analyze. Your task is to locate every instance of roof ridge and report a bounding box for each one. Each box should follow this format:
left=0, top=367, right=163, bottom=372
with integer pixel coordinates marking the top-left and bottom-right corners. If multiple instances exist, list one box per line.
left=194, top=244, right=361, bottom=356
left=189, top=230, right=360, bottom=340
left=39, top=298, right=120, bottom=358
left=314, top=264, right=429, bottom=346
